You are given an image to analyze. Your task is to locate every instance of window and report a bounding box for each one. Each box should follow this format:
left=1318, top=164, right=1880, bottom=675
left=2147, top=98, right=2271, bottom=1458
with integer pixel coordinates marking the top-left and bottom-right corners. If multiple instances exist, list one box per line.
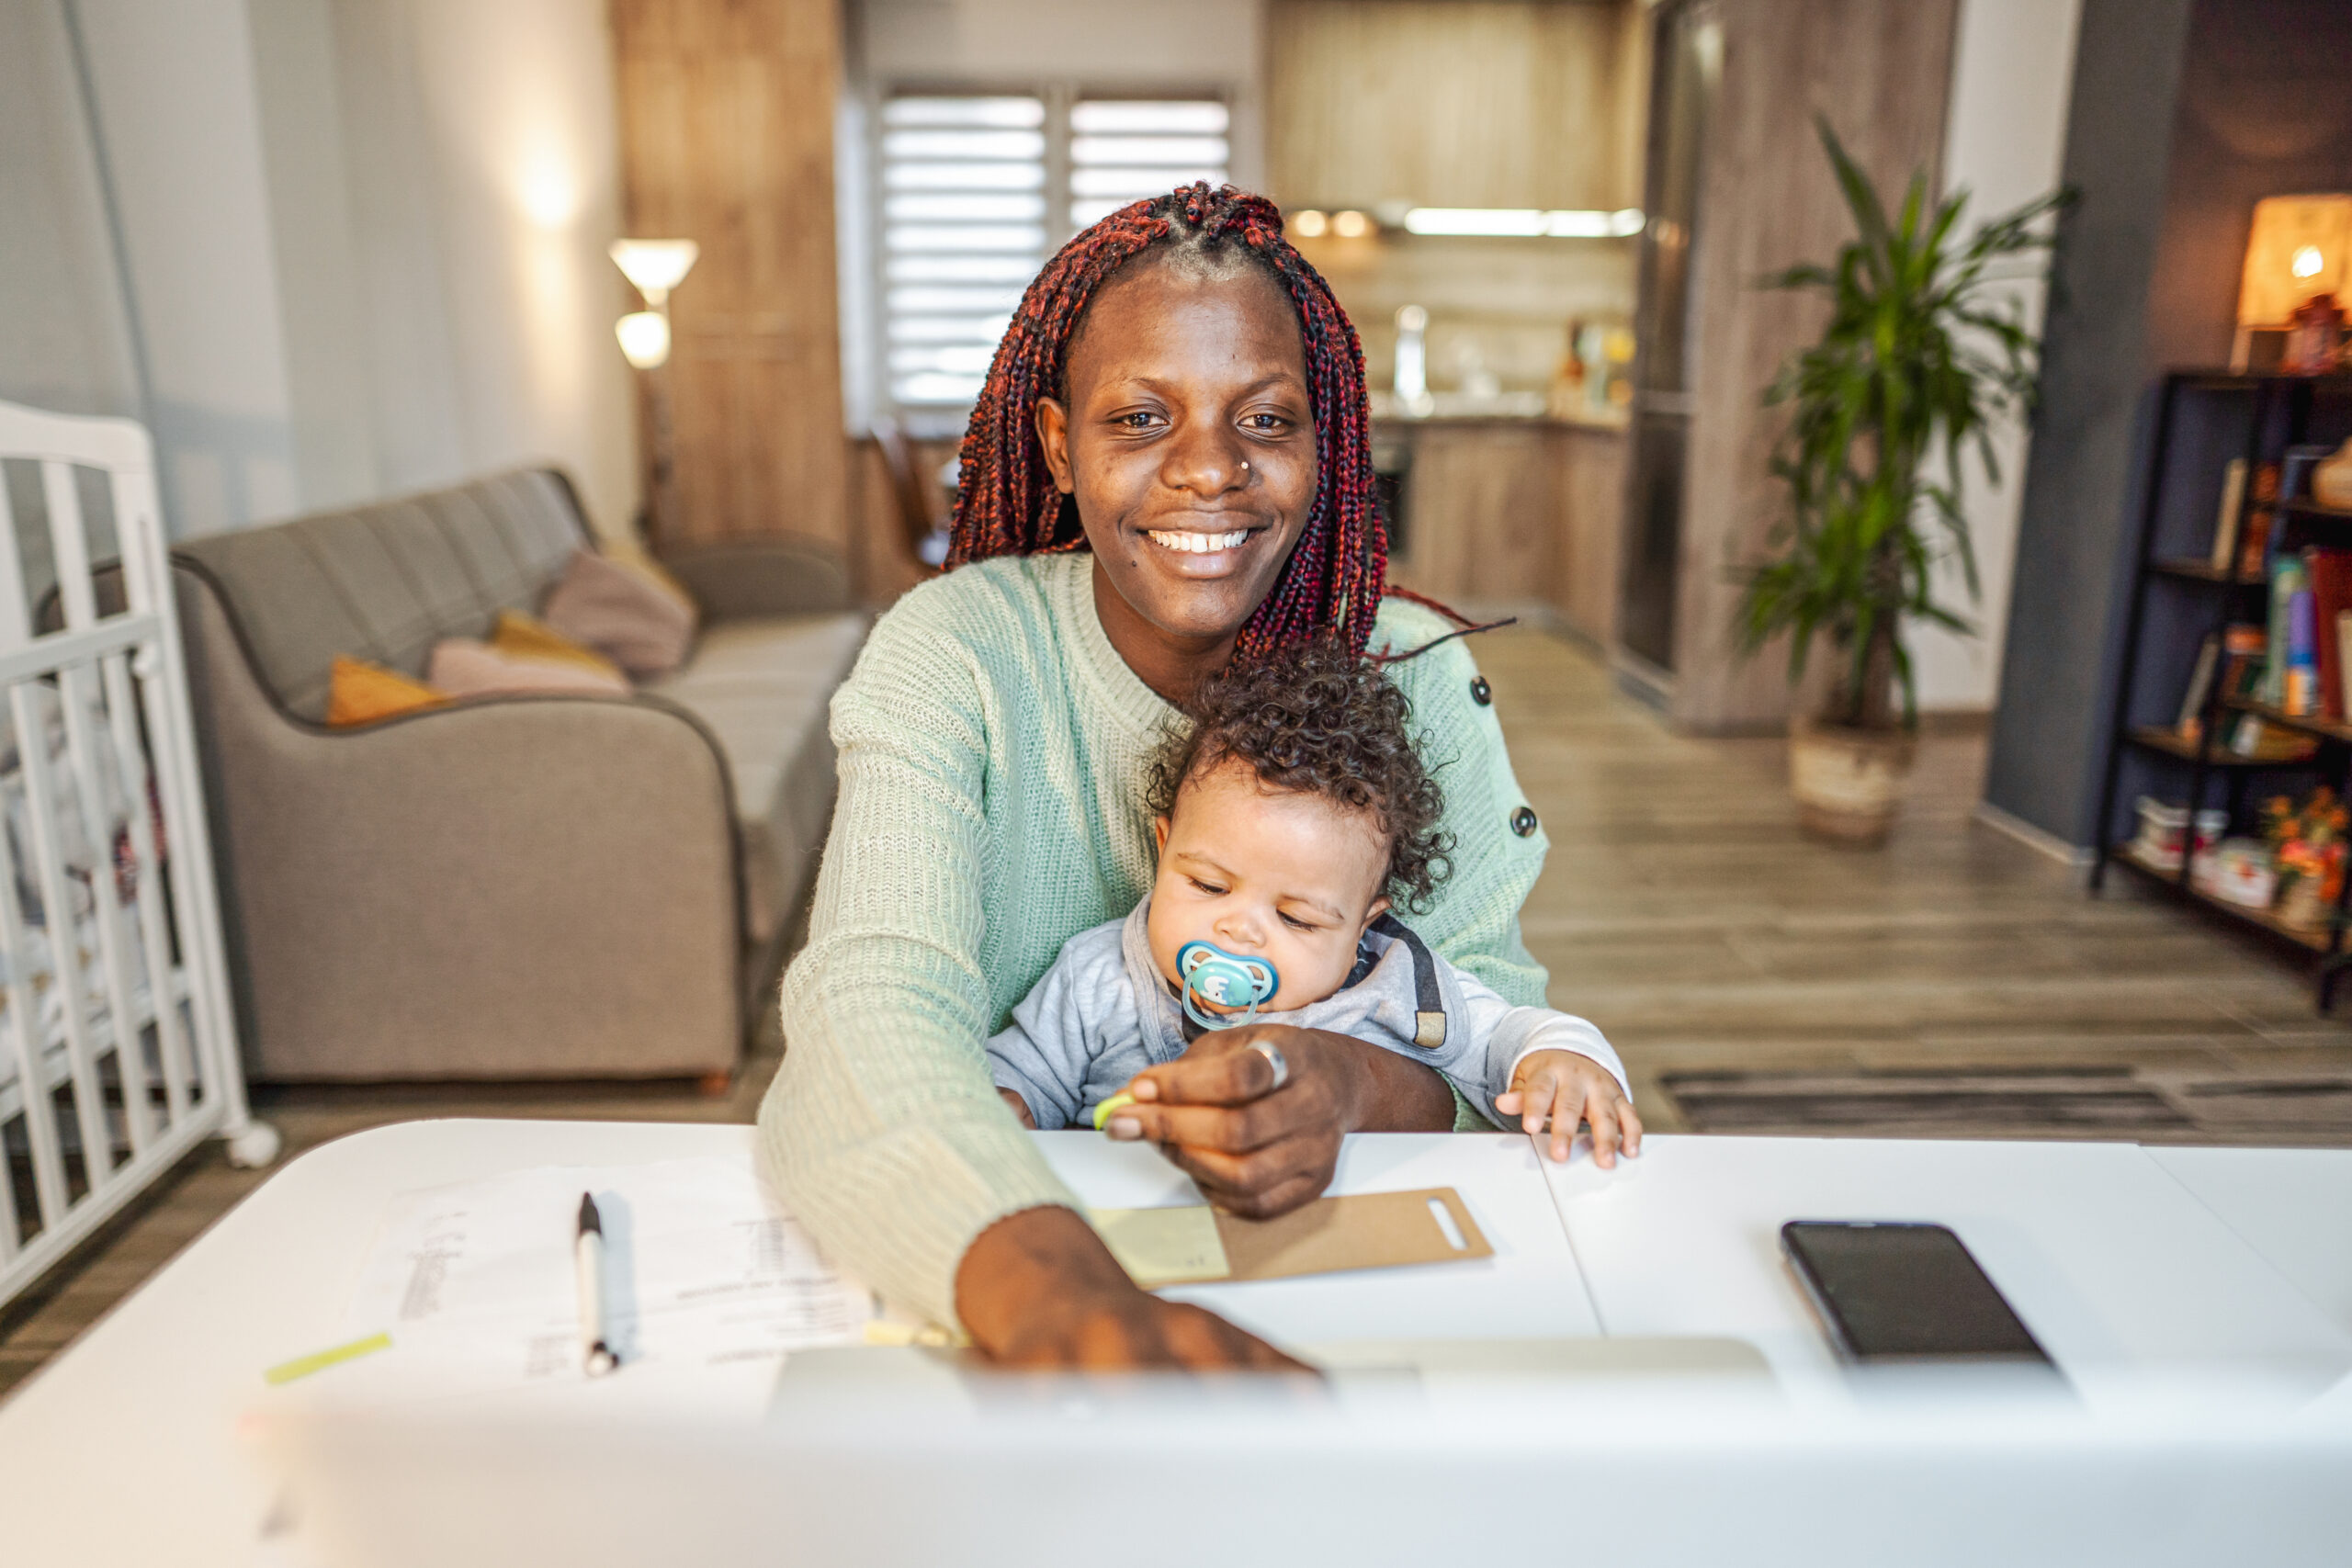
left=878, top=92, right=1231, bottom=410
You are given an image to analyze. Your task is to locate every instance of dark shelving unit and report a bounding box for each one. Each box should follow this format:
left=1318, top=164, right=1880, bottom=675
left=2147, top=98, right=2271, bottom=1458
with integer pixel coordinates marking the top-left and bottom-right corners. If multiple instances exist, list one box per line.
left=2090, top=369, right=2352, bottom=1010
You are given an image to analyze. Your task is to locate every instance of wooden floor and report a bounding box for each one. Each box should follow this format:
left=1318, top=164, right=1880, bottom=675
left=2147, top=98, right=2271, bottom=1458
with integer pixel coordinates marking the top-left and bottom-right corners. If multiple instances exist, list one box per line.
left=5, top=626, right=2349, bottom=1401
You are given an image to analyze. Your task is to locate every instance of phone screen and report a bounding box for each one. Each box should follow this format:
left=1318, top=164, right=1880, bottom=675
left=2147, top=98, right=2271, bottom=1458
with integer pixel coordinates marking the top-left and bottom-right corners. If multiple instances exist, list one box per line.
left=1781, top=1221, right=2052, bottom=1364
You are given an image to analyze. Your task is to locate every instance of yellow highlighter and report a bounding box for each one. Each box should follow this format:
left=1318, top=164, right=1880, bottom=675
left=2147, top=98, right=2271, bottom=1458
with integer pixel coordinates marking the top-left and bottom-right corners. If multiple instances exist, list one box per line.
left=1091, top=1091, right=1136, bottom=1132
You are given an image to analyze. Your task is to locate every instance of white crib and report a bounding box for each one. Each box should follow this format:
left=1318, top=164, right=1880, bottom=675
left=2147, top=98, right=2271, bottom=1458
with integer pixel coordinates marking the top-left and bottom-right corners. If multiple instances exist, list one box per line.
left=0, top=400, right=275, bottom=1312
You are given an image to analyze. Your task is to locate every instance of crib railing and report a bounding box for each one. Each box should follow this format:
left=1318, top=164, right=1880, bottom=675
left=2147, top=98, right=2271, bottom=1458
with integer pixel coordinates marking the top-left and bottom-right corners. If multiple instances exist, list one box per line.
left=0, top=400, right=275, bottom=1312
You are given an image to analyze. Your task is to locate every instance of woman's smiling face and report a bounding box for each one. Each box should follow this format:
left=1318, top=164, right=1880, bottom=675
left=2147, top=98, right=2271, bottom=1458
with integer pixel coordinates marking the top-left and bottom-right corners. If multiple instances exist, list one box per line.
left=1035, top=258, right=1317, bottom=654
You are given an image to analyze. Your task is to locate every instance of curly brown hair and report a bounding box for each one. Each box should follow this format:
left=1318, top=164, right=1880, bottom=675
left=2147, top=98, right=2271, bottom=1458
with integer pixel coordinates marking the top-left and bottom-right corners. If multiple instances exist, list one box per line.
left=1146, top=638, right=1453, bottom=914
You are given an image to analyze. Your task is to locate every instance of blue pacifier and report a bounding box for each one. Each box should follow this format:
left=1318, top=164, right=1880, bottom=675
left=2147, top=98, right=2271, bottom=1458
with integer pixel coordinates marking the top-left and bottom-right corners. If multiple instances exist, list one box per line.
left=1174, top=941, right=1280, bottom=1031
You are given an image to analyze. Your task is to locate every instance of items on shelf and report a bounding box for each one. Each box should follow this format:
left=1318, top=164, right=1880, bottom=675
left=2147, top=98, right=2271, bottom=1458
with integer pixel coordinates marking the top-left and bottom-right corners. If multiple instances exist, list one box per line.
left=2132, top=796, right=2226, bottom=872
left=2317, top=437, right=2352, bottom=511
left=2225, top=712, right=2321, bottom=761
left=2191, top=835, right=2279, bottom=908
left=2262, top=785, right=2349, bottom=931
left=2211, top=458, right=2248, bottom=573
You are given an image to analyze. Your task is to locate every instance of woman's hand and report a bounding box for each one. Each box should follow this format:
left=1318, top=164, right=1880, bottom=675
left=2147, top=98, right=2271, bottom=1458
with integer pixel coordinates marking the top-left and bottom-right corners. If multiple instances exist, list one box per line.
left=955, top=1205, right=1306, bottom=1370
left=1495, top=1049, right=1643, bottom=1167
left=1101, top=1025, right=1454, bottom=1218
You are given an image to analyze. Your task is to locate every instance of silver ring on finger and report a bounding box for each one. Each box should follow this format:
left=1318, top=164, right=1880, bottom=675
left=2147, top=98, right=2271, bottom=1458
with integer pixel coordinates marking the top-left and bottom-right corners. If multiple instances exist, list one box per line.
left=1249, top=1039, right=1289, bottom=1092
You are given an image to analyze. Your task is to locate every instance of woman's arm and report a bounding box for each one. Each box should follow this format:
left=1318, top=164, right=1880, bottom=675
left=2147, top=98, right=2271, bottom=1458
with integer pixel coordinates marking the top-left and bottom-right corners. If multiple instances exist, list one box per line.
left=757, top=606, right=1080, bottom=1331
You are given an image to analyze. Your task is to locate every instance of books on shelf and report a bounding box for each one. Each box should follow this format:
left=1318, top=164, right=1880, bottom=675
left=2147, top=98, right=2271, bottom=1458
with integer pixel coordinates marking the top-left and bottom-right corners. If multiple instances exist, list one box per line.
left=2211, top=458, right=2247, bottom=572
left=2309, top=547, right=2352, bottom=718
left=2177, top=634, right=2220, bottom=735
left=2339, top=610, right=2352, bottom=720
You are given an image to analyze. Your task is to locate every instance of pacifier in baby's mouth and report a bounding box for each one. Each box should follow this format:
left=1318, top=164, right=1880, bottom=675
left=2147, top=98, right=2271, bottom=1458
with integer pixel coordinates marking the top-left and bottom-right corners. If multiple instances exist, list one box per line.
left=1174, top=941, right=1280, bottom=1031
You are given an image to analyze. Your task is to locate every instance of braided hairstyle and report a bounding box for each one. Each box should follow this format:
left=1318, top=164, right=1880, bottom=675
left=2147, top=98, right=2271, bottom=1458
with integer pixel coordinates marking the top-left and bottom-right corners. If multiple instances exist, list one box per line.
left=946, top=183, right=1385, bottom=658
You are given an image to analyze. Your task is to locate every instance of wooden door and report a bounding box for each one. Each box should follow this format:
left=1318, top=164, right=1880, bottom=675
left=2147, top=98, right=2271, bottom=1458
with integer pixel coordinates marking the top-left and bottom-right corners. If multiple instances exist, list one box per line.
left=610, top=0, right=848, bottom=554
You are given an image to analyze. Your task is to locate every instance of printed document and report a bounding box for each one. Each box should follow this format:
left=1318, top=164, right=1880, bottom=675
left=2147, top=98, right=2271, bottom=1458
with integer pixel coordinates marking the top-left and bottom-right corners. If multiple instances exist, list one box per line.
left=334, top=1156, right=872, bottom=1393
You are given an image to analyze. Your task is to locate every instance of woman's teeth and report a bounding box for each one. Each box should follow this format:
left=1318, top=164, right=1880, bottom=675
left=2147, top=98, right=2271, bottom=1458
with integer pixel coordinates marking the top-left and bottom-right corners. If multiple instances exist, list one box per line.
left=1147, top=529, right=1251, bottom=554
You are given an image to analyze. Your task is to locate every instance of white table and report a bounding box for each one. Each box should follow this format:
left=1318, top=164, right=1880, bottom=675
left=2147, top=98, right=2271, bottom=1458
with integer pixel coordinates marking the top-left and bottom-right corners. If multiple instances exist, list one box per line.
left=0, top=1121, right=1584, bottom=1565
left=4, top=1120, right=2349, bottom=1567
left=1540, top=1134, right=2352, bottom=1408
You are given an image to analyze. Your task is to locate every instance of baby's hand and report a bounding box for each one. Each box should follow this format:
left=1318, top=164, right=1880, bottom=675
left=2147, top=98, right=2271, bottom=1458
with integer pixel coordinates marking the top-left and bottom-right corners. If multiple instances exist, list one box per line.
left=1495, top=1050, right=1642, bottom=1168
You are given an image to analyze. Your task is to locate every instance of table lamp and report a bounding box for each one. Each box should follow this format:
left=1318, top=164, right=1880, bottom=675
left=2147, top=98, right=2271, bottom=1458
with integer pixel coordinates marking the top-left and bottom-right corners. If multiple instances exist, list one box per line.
left=2236, top=195, right=2352, bottom=372
left=610, top=238, right=698, bottom=546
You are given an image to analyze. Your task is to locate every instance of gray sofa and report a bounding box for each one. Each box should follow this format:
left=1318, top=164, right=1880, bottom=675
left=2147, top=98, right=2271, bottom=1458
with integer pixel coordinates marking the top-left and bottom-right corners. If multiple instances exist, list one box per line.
left=167, top=468, right=866, bottom=1081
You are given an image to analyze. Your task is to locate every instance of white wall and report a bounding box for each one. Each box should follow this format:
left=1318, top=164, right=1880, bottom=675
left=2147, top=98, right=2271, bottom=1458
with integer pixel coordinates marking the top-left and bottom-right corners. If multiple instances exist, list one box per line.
left=0, top=0, right=144, bottom=422
left=1912, top=0, right=2086, bottom=712
left=74, top=0, right=306, bottom=533
left=28, top=0, right=638, bottom=540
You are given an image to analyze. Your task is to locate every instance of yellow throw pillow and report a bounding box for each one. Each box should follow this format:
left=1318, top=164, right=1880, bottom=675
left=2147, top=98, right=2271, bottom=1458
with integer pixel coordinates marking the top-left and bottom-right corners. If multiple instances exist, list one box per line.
left=326, top=656, right=450, bottom=728
left=491, top=609, right=626, bottom=681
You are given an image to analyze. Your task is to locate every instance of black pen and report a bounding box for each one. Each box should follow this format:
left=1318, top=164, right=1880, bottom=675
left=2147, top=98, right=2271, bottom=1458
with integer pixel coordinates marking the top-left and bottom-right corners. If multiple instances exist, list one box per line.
left=576, top=1192, right=617, bottom=1376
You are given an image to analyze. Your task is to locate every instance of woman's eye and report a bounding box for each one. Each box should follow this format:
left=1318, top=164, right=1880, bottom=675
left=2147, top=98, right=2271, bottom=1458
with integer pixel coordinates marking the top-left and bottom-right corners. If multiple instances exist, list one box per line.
left=1242, top=412, right=1287, bottom=433
left=1114, top=411, right=1161, bottom=430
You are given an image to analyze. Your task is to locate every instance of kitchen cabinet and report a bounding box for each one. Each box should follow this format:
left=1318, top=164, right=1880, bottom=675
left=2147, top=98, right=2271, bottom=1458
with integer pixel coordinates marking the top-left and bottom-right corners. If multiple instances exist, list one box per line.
left=1385, top=416, right=1625, bottom=645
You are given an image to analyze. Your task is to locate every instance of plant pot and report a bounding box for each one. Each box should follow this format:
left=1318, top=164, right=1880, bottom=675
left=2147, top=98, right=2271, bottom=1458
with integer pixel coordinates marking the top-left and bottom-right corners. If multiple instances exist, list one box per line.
left=1788, top=715, right=1917, bottom=846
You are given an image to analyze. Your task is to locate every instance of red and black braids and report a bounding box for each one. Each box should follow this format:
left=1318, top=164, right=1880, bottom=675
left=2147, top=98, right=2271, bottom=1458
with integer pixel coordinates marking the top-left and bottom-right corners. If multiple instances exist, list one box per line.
left=946, top=183, right=1386, bottom=658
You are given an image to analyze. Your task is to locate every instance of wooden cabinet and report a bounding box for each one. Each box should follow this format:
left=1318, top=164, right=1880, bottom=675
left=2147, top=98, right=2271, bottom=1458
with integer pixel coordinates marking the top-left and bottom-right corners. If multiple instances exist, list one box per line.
left=1385, top=418, right=1625, bottom=644
left=1267, top=0, right=1647, bottom=210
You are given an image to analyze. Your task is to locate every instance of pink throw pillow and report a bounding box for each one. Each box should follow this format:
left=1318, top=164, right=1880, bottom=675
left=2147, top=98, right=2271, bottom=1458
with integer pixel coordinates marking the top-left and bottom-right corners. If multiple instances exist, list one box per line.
left=426, top=637, right=631, bottom=697
left=542, top=547, right=696, bottom=679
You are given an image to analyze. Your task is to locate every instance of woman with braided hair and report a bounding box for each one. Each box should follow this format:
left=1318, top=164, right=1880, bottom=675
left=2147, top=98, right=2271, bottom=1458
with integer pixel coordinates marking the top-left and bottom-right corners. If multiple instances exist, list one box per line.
left=761, top=183, right=1560, bottom=1369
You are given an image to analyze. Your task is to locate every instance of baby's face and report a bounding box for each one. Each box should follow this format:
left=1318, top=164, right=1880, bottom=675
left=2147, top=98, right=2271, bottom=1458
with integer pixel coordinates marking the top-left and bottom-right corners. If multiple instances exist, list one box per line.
left=1147, top=758, right=1391, bottom=1014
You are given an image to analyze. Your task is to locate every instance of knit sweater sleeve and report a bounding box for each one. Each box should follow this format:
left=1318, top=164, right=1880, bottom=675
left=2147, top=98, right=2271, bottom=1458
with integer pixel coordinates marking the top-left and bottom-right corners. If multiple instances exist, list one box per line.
left=1375, top=608, right=1552, bottom=1009
left=757, top=600, right=1079, bottom=1331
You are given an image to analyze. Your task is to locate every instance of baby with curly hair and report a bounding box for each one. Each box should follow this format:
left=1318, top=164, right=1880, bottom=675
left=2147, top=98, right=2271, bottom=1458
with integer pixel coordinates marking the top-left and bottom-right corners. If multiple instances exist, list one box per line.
left=987, top=638, right=1637, bottom=1165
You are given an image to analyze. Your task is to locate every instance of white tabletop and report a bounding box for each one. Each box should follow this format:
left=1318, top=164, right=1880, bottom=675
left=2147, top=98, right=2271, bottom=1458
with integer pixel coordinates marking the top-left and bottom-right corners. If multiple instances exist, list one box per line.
left=2146, top=1145, right=2352, bottom=1331
left=1541, top=1134, right=2352, bottom=1406
left=0, top=1120, right=1584, bottom=1565
left=6, top=1118, right=2350, bottom=1567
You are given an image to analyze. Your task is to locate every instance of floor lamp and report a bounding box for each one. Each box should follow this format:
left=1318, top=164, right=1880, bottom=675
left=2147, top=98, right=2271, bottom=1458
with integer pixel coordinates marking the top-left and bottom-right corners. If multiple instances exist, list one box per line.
left=611, top=239, right=698, bottom=549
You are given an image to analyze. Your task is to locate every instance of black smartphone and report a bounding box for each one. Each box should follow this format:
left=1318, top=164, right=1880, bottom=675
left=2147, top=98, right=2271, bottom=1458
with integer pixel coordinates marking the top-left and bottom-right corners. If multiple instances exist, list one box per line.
left=1781, top=1220, right=2052, bottom=1365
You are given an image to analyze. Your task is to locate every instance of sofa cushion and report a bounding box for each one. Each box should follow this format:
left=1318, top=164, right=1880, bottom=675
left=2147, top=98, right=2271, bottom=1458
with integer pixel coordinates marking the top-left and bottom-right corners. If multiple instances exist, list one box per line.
left=175, top=468, right=585, bottom=721
left=642, top=612, right=869, bottom=942
left=426, top=637, right=632, bottom=698
left=543, top=547, right=697, bottom=678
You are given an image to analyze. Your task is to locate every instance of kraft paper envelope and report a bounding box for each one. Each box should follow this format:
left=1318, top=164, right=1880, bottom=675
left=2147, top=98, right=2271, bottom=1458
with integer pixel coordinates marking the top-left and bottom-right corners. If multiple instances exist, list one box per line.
left=1089, top=1188, right=1492, bottom=1290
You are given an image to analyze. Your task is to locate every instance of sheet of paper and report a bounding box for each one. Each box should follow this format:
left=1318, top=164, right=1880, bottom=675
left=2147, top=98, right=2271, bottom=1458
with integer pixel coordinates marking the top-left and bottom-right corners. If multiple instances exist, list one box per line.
left=325, top=1156, right=872, bottom=1396
left=1088, top=1205, right=1231, bottom=1288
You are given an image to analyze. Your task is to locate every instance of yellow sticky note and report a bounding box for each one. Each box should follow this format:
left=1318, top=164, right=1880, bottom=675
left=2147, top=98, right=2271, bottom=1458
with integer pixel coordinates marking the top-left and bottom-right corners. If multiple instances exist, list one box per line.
left=1087, top=1205, right=1230, bottom=1288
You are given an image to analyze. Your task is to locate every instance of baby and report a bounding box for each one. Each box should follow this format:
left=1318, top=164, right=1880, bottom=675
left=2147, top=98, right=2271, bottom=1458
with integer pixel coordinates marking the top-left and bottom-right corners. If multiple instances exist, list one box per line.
left=988, top=638, right=1638, bottom=1164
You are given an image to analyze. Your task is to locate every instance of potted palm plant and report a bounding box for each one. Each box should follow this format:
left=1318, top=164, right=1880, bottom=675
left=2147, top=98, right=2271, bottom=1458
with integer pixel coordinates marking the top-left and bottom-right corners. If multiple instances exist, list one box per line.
left=1736, top=118, right=2067, bottom=845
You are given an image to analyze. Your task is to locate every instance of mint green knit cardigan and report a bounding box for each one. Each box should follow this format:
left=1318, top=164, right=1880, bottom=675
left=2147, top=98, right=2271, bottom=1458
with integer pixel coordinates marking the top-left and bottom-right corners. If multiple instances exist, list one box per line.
left=758, top=553, right=1550, bottom=1327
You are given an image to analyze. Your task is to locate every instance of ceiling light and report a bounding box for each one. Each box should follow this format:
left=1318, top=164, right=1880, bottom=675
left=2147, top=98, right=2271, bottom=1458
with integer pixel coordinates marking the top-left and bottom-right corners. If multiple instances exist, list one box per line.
left=1290, top=209, right=1329, bottom=237
left=1331, top=209, right=1372, bottom=238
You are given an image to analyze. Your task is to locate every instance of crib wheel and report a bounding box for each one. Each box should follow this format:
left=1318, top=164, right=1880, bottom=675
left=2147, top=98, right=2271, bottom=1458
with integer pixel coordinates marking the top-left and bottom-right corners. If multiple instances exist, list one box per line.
left=224, top=1119, right=283, bottom=1168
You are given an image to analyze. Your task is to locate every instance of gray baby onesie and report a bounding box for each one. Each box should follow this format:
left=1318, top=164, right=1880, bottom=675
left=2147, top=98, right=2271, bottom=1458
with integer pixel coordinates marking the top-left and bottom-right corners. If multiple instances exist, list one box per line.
left=986, top=897, right=1627, bottom=1132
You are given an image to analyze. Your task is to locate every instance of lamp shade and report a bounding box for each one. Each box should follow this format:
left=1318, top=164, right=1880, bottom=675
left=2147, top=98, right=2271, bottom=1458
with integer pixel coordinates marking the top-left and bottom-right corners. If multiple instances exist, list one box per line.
left=616, top=310, right=671, bottom=369
left=609, top=239, right=699, bottom=300
left=2240, top=196, right=2352, bottom=327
